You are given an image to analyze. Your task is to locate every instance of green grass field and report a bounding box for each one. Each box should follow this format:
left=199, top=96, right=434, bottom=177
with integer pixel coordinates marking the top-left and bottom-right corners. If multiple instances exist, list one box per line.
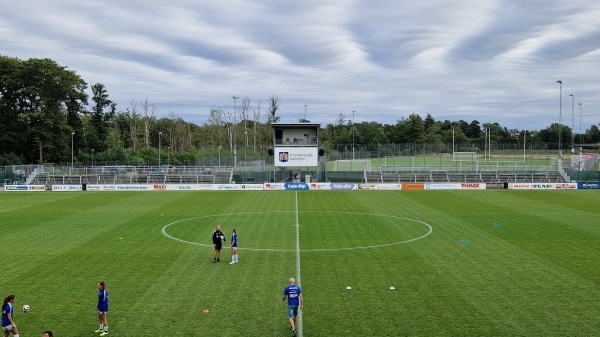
left=1, top=190, right=599, bottom=336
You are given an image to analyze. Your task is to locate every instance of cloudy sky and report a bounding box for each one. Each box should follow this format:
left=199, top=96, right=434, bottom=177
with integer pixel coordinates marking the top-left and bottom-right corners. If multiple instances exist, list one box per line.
left=1, top=0, right=599, bottom=131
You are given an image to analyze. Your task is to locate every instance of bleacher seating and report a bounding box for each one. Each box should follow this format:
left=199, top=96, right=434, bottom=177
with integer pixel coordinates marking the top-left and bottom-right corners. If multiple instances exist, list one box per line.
left=364, top=168, right=567, bottom=184
left=29, top=166, right=235, bottom=186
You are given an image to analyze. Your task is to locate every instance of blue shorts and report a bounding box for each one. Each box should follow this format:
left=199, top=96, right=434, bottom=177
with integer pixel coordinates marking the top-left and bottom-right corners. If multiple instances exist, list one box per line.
left=287, top=305, right=298, bottom=318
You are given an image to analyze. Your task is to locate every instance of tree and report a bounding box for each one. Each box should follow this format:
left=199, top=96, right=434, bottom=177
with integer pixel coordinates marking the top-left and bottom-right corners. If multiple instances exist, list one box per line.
left=466, top=120, right=482, bottom=139
left=268, top=95, right=280, bottom=123
left=88, top=83, right=113, bottom=152
left=585, top=125, right=600, bottom=143
left=0, top=57, right=88, bottom=163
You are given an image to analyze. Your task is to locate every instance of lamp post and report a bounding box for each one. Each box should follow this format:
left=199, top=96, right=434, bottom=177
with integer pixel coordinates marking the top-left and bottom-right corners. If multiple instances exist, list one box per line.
left=91, top=149, right=94, bottom=167
left=158, top=131, right=162, bottom=168
left=578, top=103, right=582, bottom=146
left=232, top=96, right=239, bottom=167
left=71, top=132, right=75, bottom=169
left=304, top=104, right=308, bottom=120
left=569, top=94, right=575, bottom=153
left=244, top=130, right=248, bottom=164
left=167, top=146, right=171, bottom=166
left=556, top=80, right=562, bottom=160
left=352, top=110, right=356, bottom=160
left=218, top=145, right=222, bottom=167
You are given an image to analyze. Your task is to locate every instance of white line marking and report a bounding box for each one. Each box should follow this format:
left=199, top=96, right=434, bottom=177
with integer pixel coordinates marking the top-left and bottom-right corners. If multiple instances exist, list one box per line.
left=161, top=211, right=433, bottom=252
left=295, top=191, right=303, bottom=336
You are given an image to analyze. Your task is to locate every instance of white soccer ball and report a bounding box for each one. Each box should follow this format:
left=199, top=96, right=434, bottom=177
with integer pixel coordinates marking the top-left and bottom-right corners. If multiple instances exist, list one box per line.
left=22, top=305, right=30, bottom=313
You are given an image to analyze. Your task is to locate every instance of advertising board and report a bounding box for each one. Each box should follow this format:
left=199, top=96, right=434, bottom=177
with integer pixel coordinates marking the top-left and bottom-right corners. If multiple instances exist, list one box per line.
left=274, top=147, right=318, bottom=167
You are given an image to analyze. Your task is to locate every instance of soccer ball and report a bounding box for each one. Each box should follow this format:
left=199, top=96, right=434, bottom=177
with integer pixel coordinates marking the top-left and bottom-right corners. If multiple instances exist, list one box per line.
left=22, top=305, right=30, bottom=313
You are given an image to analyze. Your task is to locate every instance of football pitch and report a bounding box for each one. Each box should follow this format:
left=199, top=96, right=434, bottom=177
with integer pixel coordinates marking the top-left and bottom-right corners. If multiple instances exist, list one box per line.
left=1, top=190, right=599, bottom=336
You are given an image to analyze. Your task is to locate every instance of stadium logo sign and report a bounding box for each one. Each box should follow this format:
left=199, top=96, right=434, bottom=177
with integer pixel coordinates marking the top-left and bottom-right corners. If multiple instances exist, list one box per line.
left=279, top=152, right=289, bottom=163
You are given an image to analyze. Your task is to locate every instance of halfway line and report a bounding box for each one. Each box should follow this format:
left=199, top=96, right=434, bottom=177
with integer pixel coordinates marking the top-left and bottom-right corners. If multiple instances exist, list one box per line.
left=295, top=191, right=303, bottom=336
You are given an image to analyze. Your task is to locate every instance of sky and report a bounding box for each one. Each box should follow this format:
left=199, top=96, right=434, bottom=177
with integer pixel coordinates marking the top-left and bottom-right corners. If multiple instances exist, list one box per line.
left=1, top=0, right=599, bottom=131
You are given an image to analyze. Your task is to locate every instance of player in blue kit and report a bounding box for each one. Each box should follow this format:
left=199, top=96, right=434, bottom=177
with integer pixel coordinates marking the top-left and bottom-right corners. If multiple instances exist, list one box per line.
left=95, top=281, right=109, bottom=336
left=282, top=278, right=303, bottom=336
left=229, top=228, right=238, bottom=264
left=2, top=295, right=19, bottom=337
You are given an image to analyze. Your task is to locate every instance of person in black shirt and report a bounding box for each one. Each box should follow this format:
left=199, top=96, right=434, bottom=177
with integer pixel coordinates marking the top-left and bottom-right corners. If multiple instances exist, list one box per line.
left=212, top=225, right=226, bottom=262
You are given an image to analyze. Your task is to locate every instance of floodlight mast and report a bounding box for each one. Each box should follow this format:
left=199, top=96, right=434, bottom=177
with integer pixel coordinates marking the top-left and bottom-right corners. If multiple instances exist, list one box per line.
left=556, top=80, right=562, bottom=161
left=569, top=94, right=575, bottom=154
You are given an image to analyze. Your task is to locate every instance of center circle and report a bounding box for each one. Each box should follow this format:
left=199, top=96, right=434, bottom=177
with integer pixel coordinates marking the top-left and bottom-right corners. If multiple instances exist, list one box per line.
left=161, top=211, right=432, bottom=252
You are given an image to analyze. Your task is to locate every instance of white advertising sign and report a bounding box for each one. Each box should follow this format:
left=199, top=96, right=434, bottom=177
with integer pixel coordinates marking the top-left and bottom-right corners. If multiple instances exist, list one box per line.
left=52, top=185, right=83, bottom=191
left=274, top=147, right=318, bottom=167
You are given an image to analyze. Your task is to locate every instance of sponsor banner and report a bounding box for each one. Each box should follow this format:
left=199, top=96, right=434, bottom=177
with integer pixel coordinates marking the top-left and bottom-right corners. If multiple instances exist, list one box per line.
left=357, top=183, right=378, bottom=190
left=531, top=183, right=554, bottom=189
left=4, top=185, right=29, bottom=191
left=284, top=182, right=310, bottom=190
left=330, top=183, right=356, bottom=190
left=508, top=183, right=531, bottom=190
left=426, top=183, right=456, bottom=190
left=274, top=147, right=318, bottom=167
left=264, top=183, right=286, bottom=190
left=402, top=183, right=424, bottom=190
left=166, top=184, right=195, bottom=191
left=152, top=184, right=168, bottom=190
left=240, top=184, right=264, bottom=190
left=52, top=185, right=83, bottom=191
left=87, top=185, right=152, bottom=191
left=196, top=184, right=216, bottom=190
left=116, top=185, right=152, bottom=191
left=309, top=183, right=331, bottom=190
left=215, top=184, right=241, bottom=190
left=459, top=183, right=486, bottom=190
left=509, top=183, right=556, bottom=190
left=86, top=185, right=116, bottom=191
left=377, top=184, right=402, bottom=190
left=555, top=183, right=577, bottom=189
left=578, top=182, right=600, bottom=190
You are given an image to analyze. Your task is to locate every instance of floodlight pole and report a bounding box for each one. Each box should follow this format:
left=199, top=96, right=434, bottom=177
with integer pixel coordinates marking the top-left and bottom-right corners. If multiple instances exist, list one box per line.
left=304, top=104, right=308, bottom=120
left=158, top=131, right=162, bottom=168
left=233, top=96, right=239, bottom=168
left=556, top=80, right=563, bottom=161
left=569, top=94, right=575, bottom=153
left=71, top=132, right=75, bottom=171
left=578, top=103, right=582, bottom=146
left=352, top=110, right=356, bottom=160
left=91, top=148, right=94, bottom=167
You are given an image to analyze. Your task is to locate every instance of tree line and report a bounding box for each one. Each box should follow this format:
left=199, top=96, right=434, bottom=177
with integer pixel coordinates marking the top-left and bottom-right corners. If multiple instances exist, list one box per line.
left=1, top=56, right=599, bottom=166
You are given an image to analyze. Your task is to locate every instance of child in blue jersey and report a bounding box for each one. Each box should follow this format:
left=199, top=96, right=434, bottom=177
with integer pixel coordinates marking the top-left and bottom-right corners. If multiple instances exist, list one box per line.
left=282, top=278, right=303, bottom=337
left=1, top=295, right=19, bottom=337
left=95, top=281, right=109, bottom=336
left=229, top=228, right=238, bottom=264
